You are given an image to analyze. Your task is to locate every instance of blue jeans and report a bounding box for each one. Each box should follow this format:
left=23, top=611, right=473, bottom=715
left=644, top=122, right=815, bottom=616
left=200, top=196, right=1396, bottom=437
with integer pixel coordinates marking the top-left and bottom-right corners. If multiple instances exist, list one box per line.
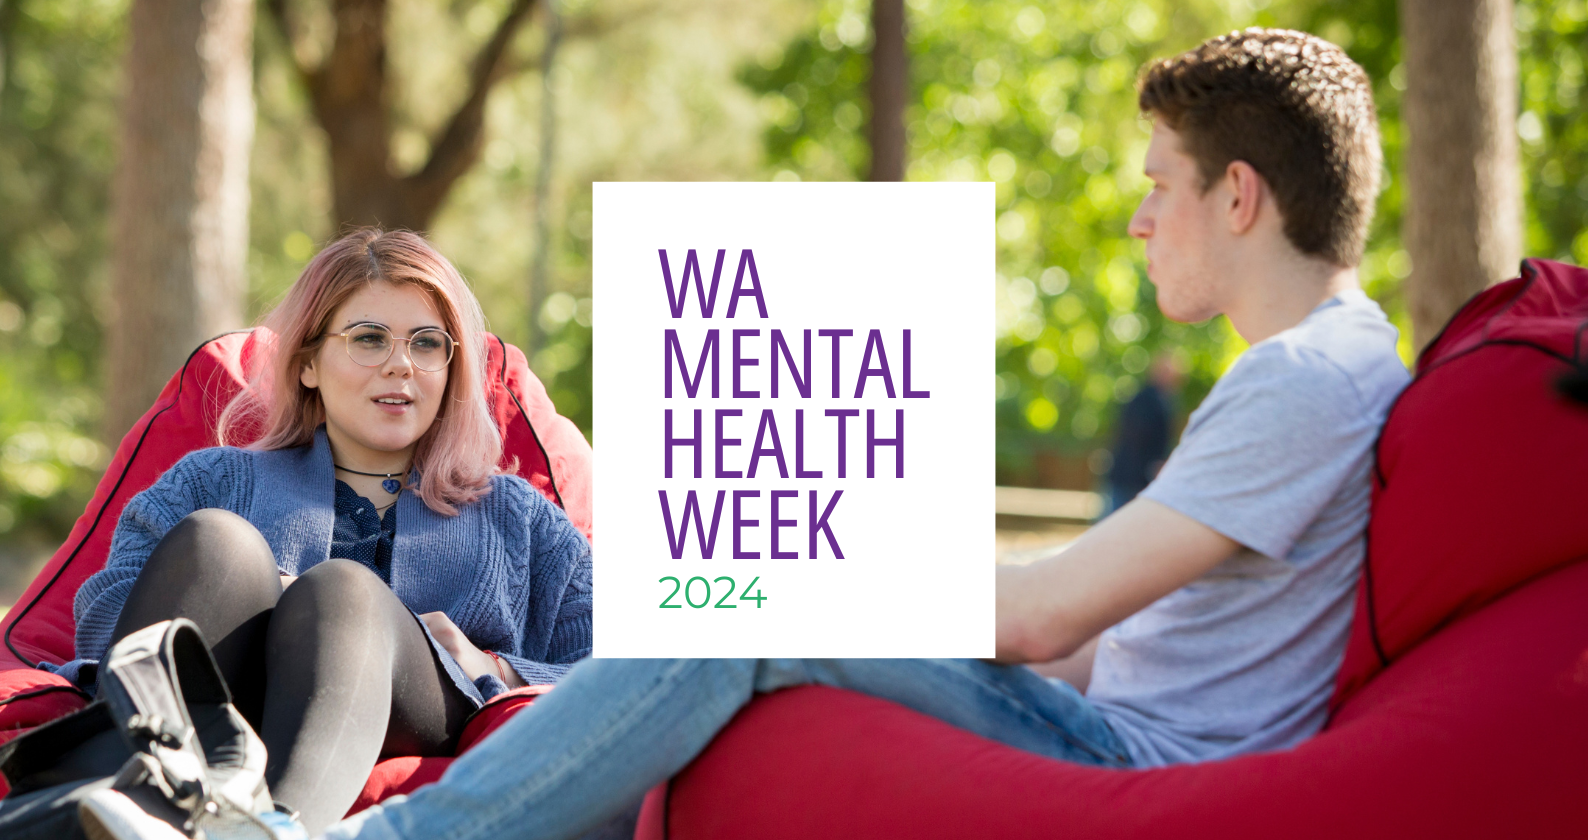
left=322, top=658, right=1131, bottom=840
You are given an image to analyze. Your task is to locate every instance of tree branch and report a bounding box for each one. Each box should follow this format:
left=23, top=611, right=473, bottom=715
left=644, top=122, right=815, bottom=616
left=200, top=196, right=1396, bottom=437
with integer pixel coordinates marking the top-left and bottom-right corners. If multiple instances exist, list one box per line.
left=404, top=0, right=539, bottom=217
left=263, top=0, right=316, bottom=86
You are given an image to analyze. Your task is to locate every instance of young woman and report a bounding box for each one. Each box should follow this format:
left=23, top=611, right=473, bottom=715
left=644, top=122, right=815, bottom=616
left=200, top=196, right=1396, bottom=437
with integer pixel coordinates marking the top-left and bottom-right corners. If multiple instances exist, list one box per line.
left=57, top=229, right=591, bottom=833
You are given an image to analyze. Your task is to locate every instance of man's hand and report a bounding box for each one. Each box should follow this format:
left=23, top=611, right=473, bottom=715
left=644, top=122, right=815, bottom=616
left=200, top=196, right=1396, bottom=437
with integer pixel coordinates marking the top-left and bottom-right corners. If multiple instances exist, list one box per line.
left=995, top=498, right=1239, bottom=664
left=419, top=611, right=526, bottom=689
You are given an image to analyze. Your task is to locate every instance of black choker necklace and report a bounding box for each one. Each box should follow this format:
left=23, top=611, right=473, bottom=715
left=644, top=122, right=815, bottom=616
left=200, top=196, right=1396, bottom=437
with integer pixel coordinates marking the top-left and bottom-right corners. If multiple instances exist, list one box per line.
left=334, top=464, right=406, bottom=495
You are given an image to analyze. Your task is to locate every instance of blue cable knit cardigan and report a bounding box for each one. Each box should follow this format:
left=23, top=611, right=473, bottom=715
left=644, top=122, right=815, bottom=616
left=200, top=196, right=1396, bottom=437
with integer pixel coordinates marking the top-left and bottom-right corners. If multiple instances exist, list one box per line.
left=59, top=428, right=592, bottom=705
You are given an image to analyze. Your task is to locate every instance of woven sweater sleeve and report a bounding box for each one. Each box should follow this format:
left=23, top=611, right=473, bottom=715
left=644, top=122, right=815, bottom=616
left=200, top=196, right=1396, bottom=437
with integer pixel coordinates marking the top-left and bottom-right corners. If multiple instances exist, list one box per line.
left=497, top=485, right=593, bottom=687
left=72, top=448, right=249, bottom=665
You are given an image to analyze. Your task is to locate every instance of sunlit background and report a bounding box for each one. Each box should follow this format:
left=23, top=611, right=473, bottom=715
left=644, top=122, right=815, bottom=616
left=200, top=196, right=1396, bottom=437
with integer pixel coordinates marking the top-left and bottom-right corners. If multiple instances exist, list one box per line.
left=3, top=0, right=1586, bottom=601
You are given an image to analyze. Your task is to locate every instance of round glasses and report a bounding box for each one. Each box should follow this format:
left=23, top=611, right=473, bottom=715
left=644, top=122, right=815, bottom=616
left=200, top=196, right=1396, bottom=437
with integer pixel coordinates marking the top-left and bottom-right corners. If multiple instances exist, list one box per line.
left=326, top=323, right=455, bottom=372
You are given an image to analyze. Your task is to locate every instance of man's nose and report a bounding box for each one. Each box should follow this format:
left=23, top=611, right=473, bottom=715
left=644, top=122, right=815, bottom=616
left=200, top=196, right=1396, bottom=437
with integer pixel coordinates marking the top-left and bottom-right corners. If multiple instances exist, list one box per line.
left=1127, top=208, right=1153, bottom=240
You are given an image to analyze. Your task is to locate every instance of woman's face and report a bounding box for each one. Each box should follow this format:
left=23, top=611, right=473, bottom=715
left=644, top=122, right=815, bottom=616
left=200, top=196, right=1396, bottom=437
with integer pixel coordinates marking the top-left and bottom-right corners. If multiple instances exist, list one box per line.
left=300, top=281, right=450, bottom=469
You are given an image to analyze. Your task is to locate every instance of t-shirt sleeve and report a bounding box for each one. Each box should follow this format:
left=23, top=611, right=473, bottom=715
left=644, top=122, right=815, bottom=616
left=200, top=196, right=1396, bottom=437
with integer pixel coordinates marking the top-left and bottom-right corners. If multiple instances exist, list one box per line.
left=1139, top=345, right=1379, bottom=561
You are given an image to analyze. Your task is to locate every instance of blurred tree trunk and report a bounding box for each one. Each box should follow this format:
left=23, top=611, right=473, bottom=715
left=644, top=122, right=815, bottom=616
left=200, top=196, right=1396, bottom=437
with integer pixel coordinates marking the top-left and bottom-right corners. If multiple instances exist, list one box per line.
left=266, top=0, right=539, bottom=232
left=105, top=0, right=254, bottom=444
left=867, top=0, right=907, bottom=182
left=1400, top=0, right=1521, bottom=351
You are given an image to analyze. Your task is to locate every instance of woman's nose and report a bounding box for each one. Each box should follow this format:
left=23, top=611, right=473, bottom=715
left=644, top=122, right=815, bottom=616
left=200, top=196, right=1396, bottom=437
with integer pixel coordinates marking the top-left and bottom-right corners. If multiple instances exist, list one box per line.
left=383, top=343, right=416, bottom=375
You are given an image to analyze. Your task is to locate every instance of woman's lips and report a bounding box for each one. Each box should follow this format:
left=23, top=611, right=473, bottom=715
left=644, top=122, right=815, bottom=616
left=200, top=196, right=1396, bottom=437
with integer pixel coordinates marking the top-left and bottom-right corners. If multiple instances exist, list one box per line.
left=373, top=398, right=412, bottom=416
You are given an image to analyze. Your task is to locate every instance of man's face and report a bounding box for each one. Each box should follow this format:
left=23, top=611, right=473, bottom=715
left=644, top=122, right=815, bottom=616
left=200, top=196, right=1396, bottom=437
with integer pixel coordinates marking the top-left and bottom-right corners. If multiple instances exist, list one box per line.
left=1128, top=122, right=1230, bottom=323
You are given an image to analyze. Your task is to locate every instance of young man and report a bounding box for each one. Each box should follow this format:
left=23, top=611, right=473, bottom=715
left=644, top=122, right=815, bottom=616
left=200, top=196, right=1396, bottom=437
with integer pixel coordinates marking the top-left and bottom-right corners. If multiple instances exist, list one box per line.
left=84, top=27, right=1410, bottom=840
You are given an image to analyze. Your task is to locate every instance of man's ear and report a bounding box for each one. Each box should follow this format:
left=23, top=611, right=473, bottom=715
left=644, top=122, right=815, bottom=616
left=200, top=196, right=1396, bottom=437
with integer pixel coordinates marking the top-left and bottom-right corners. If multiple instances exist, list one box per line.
left=300, top=356, right=319, bottom=390
left=1224, top=159, right=1266, bottom=236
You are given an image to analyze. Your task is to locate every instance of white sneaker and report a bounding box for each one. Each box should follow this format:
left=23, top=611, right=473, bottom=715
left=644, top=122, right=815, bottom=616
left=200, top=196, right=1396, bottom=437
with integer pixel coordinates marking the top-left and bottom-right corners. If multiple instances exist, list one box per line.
left=79, top=788, right=307, bottom=840
left=79, top=789, right=189, bottom=840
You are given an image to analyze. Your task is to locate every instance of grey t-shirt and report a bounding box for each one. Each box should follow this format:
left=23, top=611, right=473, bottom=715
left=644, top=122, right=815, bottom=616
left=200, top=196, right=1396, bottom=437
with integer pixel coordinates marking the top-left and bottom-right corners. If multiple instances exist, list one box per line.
left=1086, top=289, right=1409, bottom=766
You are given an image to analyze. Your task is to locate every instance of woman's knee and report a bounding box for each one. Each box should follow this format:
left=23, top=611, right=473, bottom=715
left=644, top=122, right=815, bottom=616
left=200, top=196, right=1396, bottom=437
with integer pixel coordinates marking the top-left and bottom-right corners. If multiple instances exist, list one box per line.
left=291, top=557, right=387, bottom=592
left=147, top=508, right=278, bottom=579
left=115, top=509, right=281, bottom=651
left=172, top=507, right=257, bottom=538
left=272, top=559, right=398, bottom=630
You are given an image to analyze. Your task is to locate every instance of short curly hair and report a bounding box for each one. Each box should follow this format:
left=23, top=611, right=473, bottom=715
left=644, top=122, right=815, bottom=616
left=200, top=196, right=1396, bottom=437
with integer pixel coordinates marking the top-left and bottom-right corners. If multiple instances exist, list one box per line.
left=1138, top=28, right=1382, bottom=267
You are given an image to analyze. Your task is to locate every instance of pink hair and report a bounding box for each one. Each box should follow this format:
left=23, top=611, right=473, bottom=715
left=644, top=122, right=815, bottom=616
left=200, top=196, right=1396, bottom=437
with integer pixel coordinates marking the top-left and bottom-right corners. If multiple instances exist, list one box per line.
left=218, top=228, right=503, bottom=516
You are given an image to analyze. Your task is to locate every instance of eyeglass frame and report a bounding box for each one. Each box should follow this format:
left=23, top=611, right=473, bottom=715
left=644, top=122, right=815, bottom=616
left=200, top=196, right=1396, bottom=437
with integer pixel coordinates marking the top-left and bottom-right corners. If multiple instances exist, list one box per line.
left=323, top=322, right=457, bottom=372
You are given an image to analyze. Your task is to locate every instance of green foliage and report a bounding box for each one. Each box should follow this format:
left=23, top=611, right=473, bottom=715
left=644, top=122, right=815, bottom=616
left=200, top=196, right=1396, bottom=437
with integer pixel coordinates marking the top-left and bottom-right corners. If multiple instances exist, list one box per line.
left=5, top=0, right=1588, bottom=558
left=247, top=0, right=802, bottom=440
left=743, top=0, right=1417, bottom=485
left=0, top=0, right=122, bottom=545
left=0, top=0, right=797, bottom=555
left=1515, top=0, right=1588, bottom=262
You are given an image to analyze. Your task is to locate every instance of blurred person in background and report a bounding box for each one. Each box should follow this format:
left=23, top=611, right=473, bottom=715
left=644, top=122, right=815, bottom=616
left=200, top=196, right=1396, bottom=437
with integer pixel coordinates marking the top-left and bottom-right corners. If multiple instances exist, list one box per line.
left=1101, top=354, right=1184, bottom=517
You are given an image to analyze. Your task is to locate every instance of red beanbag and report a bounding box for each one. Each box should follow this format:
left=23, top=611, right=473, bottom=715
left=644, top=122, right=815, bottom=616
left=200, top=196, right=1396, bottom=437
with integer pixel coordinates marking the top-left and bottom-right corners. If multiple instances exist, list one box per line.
left=348, top=684, right=552, bottom=815
left=0, top=670, right=86, bottom=748
left=638, top=259, right=1588, bottom=840
left=1334, top=259, right=1588, bottom=704
left=0, top=328, right=590, bottom=800
left=640, top=558, right=1588, bottom=840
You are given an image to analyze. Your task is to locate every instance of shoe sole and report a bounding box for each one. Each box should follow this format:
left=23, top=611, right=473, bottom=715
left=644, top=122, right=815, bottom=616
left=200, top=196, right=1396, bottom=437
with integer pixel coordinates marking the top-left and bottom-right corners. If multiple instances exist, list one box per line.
left=80, top=805, right=126, bottom=840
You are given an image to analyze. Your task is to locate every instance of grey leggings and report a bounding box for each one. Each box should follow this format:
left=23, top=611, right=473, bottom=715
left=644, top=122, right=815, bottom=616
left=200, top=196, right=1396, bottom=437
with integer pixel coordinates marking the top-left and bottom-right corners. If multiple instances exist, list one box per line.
left=108, top=508, right=474, bottom=834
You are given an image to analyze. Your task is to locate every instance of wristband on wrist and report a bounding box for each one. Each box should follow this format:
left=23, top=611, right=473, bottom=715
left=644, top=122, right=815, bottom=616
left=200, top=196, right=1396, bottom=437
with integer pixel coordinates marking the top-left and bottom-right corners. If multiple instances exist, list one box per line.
left=484, top=650, right=511, bottom=684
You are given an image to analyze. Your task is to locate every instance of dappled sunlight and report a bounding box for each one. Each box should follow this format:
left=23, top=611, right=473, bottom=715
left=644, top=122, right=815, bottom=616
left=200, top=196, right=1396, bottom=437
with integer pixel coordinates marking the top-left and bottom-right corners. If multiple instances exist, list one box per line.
left=2, top=0, right=1584, bottom=566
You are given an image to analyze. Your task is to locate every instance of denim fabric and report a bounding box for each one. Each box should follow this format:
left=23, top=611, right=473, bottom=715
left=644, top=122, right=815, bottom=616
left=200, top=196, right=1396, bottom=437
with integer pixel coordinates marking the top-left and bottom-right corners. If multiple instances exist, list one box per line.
left=321, top=657, right=1130, bottom=840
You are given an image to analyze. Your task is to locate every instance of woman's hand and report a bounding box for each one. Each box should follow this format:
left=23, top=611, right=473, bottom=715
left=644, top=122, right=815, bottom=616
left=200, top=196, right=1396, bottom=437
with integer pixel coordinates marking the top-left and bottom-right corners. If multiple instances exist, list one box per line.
left=419, top=611, right=525, bottom=689
left=279, top=574, right=297, bottom=590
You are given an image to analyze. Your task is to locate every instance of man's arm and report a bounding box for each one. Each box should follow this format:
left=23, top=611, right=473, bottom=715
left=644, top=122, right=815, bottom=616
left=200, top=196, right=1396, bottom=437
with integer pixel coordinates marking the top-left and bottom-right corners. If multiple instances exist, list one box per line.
left=994, top=497, right=1239, bottom=664
left=1026, top=635, right=1100, bottom=692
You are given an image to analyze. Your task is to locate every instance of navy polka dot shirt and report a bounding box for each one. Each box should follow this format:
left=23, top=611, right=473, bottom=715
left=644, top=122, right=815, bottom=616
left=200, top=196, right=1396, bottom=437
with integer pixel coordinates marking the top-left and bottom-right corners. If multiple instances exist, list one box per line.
left=330, top=479, right=396, bottom=583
